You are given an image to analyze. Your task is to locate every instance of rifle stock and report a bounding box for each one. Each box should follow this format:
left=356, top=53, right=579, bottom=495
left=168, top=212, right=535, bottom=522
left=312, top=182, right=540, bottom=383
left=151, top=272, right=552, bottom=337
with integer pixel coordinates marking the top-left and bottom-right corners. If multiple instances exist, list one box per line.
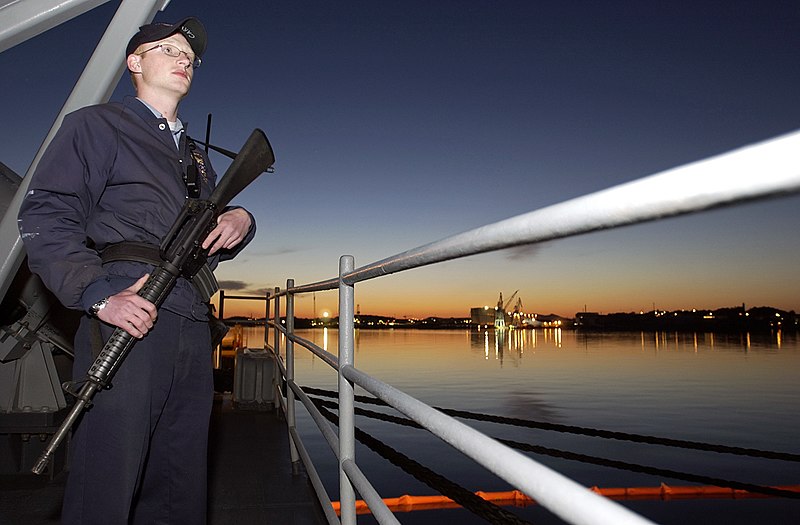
left=31, top=128, right=275, bottom=475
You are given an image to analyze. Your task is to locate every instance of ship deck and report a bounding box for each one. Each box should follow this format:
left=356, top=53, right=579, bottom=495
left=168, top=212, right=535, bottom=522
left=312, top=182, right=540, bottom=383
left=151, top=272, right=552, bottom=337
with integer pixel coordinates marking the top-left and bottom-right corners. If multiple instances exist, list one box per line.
left=0, top=394, right=327, bottom=525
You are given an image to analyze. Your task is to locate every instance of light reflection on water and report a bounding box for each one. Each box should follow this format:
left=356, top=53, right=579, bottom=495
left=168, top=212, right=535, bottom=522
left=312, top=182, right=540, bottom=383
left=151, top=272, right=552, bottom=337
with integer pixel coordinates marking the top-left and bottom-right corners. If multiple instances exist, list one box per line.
left=240, top=326, right=800, bottom=524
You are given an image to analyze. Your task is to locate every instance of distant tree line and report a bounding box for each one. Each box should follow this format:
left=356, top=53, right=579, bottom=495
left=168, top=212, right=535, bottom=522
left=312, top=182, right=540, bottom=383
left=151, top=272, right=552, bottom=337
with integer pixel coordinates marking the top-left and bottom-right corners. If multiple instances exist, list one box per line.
left=225, top=306, right=797, bottom=333
left=575, top=306, right=796, bottom=333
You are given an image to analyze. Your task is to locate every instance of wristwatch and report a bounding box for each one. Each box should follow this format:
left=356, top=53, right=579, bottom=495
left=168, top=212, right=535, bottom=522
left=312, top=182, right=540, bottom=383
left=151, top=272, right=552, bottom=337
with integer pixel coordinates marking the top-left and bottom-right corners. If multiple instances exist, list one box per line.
left=89, top=297, right=109, bottom=316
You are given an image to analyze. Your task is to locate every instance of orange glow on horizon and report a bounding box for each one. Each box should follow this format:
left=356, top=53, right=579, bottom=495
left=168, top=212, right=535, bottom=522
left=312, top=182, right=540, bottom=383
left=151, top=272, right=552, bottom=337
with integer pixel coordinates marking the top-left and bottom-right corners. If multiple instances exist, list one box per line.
left=212, top=296, right=798, bottom=321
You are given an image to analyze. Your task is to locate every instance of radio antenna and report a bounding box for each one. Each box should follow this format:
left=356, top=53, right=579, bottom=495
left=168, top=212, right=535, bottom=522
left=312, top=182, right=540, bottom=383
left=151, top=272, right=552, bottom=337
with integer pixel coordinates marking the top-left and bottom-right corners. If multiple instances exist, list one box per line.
left=204, top=113, right=212, bottom=154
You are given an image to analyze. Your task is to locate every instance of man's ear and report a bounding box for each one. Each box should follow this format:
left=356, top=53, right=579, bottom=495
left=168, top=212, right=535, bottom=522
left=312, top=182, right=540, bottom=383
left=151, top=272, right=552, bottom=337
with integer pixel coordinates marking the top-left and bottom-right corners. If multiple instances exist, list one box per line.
left=127, top=54, right=141, bottom=73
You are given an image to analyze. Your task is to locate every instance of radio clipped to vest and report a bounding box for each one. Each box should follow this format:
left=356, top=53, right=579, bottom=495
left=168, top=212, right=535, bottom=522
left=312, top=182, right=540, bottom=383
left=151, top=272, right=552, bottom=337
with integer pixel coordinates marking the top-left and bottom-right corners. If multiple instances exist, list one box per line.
left=184, top=139, right=208, bottom=198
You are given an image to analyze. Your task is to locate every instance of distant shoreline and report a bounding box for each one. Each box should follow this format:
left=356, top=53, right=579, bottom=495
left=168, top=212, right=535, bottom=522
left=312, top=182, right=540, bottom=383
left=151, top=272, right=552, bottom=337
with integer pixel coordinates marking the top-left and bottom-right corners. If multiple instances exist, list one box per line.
left=224, top=310, right=797, bottom=334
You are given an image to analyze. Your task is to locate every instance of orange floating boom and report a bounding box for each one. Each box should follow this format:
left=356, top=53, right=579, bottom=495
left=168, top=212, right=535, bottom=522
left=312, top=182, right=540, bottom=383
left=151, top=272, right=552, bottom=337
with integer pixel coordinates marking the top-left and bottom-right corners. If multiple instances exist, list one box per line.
left=331, top=484, right=800, bottom=516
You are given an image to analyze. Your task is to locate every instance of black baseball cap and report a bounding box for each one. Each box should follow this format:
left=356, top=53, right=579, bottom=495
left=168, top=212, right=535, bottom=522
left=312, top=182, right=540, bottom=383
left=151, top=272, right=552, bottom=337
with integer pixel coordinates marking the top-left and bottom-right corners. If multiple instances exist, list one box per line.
left=126, top=17, right=207, bottom=58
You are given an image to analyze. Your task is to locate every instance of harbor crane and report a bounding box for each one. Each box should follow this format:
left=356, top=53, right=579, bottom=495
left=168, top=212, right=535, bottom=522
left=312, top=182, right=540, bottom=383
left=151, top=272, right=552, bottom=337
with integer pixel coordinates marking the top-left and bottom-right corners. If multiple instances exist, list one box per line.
left=495, top=290, right=519, bottom=329
left=498, top=290, right=519, bottom=312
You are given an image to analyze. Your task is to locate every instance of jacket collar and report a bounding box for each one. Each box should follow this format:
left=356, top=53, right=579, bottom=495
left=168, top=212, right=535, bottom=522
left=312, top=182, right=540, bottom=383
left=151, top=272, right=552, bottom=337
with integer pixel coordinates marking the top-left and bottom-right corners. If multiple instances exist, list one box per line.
left=123, top=96, right=190, bottom=149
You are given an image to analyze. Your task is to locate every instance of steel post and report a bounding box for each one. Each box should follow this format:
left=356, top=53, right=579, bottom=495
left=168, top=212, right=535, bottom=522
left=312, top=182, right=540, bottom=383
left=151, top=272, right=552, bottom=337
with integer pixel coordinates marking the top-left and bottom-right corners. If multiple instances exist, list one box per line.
left=214, top=289, right=225, bottom=369
left=286, top=279, right=299, bottom=464
left=337, top=255, right=356, bottom=525
left=273, top=286, right=281, bottom=359
left=264, top=290, right=269, bottom=350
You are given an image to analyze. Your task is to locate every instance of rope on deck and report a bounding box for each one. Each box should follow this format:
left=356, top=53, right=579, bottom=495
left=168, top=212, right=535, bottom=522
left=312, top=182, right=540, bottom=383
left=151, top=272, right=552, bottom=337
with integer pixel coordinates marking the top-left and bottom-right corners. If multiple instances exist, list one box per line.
left=303, top=386, right=800, bottom=461
left=305, top=388, right=800, bottom=500
left=499, top=438, right=800, bottom=500
left=311, top=398, right=534, bottom=525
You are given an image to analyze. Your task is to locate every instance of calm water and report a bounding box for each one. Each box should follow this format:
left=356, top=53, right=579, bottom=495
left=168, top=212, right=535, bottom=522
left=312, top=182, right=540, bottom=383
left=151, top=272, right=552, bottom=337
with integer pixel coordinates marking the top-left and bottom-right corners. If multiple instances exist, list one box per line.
left=242, top=327, right=800, bottom=524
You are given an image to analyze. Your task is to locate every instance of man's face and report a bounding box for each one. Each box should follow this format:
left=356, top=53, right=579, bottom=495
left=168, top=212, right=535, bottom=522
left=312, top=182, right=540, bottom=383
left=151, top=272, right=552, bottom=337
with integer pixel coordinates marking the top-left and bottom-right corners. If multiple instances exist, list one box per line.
left=130, top=33, right=196, bottom=98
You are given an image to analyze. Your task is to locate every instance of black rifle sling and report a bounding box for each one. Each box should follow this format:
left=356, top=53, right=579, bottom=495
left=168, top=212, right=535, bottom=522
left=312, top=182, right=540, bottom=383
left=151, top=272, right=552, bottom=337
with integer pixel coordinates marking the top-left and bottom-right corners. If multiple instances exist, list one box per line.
left=100, top=241, right=218, bottom=301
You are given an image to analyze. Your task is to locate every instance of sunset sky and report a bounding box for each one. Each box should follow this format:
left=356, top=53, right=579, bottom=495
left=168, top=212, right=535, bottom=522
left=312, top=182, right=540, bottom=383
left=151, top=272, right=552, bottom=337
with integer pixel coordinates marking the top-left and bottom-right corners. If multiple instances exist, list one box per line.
left=2, top=0, right=798, bottom=319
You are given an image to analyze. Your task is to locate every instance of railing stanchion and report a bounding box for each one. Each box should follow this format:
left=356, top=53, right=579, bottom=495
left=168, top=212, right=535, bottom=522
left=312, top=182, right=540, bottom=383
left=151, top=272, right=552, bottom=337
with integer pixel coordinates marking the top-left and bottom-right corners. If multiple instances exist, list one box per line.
left=273, top=286, right=281, bottom=359
left=215, top=289, right=225, bottom=369
left=266, top=290, right=281, bottom=414
left=338, top=255, right=356, bottom=525
left=286, top=279, right=299, bottom=464
left=265, top=289, right=272, bottom=350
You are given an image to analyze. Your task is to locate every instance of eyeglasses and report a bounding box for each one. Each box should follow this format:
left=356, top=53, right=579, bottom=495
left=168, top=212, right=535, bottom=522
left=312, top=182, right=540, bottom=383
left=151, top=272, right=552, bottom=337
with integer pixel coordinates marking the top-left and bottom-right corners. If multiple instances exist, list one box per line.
left=137, top=43, right=202, bottom=69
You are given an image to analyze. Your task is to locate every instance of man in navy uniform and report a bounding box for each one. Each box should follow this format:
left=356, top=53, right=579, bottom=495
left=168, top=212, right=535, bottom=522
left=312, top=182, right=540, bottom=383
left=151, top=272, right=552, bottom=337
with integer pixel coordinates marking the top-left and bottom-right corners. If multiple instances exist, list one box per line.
left=18, top=17, right=254, bottom=524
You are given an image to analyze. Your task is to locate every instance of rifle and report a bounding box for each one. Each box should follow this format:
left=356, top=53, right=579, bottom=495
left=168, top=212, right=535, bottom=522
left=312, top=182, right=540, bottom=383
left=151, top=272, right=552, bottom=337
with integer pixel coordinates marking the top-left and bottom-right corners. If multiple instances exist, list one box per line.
left=31, top=129, right=275, bottom=475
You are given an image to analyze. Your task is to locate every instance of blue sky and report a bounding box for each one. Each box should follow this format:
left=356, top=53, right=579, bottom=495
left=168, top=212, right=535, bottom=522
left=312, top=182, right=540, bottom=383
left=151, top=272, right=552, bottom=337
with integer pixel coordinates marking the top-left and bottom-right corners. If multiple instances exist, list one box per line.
left=2, top=0, right=798, bottom=318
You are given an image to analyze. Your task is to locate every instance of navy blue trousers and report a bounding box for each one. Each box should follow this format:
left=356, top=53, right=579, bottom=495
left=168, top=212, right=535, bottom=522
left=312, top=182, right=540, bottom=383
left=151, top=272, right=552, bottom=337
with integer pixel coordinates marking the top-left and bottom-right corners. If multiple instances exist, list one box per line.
left=62, top=310, right=213, bottom=525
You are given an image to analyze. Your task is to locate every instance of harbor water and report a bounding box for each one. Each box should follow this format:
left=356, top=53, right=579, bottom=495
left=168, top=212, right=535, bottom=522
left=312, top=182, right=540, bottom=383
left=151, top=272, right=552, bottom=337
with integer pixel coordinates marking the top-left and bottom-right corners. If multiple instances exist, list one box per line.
left=240, top=326, right=800, bottom=524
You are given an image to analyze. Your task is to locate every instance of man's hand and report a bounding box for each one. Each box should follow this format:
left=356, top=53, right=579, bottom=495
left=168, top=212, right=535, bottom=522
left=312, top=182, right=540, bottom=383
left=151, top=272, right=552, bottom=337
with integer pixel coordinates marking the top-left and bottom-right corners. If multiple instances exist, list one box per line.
left=202, top=208, right=252, bottom=255
left=96, top=274, right=157, bottom=338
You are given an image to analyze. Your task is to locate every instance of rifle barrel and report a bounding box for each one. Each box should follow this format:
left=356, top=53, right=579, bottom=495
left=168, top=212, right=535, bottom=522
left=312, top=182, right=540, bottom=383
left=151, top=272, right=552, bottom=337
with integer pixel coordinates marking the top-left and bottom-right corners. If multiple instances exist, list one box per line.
left=31, top=382, right=98, bottom=474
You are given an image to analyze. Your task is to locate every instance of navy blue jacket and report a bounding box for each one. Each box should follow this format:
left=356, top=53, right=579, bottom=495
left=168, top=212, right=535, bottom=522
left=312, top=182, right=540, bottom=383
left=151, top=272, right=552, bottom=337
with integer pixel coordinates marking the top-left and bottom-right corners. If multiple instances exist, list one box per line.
left=18, top=97, right=255, bottom=320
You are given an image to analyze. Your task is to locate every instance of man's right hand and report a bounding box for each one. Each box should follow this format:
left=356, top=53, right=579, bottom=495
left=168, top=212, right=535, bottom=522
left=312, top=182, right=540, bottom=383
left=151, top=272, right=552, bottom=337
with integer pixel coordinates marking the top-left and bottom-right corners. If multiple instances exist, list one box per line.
left=96, top=274, right=157, bottom=338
